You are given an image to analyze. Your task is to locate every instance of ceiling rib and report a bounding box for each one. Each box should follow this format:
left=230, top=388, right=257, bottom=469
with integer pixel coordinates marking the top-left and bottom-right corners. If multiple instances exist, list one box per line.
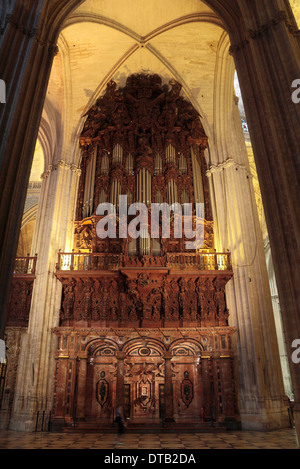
left=62, top=12, right=225, bottom=46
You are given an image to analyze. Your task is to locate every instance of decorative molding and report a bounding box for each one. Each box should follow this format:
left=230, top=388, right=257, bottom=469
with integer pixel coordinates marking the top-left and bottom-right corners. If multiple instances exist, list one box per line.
left=181, top=372, right=194, bottom=408
left=1, top=13, right=58, bottom=56
left=2, top=14, right=37, bottom=38
left=56, top=273, right=232, bottom=328
left=206, top=159, right=253, bottom=179
left=229, top=10, right=300, bottom=55
left=27, top=181, right=42, bottom=190
left=96, top=378, right=109, bottom=407
left=63, top=12, right=225, bottom=43
left=41, top=160, right=81, bottom=179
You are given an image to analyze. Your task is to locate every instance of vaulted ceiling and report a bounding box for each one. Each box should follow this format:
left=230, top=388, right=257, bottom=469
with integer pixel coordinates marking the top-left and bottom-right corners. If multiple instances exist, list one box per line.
left=44, top=0, right=230, bottom=162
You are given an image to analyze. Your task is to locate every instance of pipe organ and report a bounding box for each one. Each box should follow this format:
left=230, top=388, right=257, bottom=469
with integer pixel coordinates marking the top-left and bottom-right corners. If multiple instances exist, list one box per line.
left=76, top=75, right=211, bottom=225
left=53, top=75, right=238, bottom=431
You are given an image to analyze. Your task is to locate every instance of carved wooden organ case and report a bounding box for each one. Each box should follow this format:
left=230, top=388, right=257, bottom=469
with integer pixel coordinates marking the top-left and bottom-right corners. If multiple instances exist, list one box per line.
left=56, top=74, right=233, bottom=329
left=53, top=75, right=238, bottom=427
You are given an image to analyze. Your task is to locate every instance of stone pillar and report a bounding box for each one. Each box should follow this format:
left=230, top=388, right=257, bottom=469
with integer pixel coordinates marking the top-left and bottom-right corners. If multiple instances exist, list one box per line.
left=0, top=0, right=82, bottom=342
left=76, top=352, right=87, bottom=420
left=207, top=33, right=290, bottom=430
left=164, top=353, right=175, bottom=422
left=265, top=238, right=293, bottom=401
left=0, top=1, right=59, bottom=339
left=116, top=352, right=126, bottom=408
left=207, top=148, right=289, bottom=431
left=228, top=2, right=300, bottom=441
left=9, top=159, right=81, bottom=431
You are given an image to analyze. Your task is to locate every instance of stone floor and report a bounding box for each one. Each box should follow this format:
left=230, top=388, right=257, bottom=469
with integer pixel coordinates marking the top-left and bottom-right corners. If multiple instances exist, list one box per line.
left=0, top=428, right=298, bottom=449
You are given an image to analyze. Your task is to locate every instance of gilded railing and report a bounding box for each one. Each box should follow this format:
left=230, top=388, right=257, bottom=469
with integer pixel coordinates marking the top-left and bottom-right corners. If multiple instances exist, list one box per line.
left=14, top=256, right=37, bottom=275
left=57, top=252, right=121, bottom=271
left=56, top=251, right=232, bottom=272
left=166, top=252, right=231, bottom=271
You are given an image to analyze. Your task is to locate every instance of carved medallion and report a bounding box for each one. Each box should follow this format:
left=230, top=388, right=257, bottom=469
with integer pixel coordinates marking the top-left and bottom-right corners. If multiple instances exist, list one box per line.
left=96, top=377, right=109, bottom=407
left=181, top=371, right=194, bottom=408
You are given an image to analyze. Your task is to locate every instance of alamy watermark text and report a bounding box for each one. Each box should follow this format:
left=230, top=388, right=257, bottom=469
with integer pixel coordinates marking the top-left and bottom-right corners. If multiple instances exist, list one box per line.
left=96, top=196, right=205, bottom=251
left=291, top=79, right=300, bottom=104
left=0, top=79, right=6, bottom=103
left=292, top=340, right=300, bottom=364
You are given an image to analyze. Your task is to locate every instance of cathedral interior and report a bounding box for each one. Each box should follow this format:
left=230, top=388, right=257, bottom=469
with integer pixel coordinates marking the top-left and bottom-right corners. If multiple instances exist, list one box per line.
left=0, top=0, right=299, bottom=449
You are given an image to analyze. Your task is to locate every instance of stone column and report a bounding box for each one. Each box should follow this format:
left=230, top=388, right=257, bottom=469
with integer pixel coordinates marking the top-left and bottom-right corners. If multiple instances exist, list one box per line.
left=228, top=2, right=300, bottom=441
left=9, top=159, right=81, bottom=431
left=0, top=0, right=82, bottom=341
left=207, top=31, right=290, bottom=430
left=265, top=238, right=293, bottom=401
left=207, top=143, right=289, bottom=431
left=164, top=353, right=174, bottom=422
left=0, top=1, right=58, bottom=339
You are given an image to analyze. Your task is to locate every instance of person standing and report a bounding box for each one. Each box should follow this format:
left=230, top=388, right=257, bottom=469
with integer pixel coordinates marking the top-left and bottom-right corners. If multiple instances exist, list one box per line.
left=115, top=403, right=126, bottom=445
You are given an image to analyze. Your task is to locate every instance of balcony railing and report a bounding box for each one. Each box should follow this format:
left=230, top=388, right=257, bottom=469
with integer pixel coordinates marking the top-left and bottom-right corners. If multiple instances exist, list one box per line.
left=57, top=252, right=121, bottom=271
left=56, top=251, right=232, bottom=272
left=166, top=252, right=231, bottom=271
left=14, top=256, right=37, bottom=275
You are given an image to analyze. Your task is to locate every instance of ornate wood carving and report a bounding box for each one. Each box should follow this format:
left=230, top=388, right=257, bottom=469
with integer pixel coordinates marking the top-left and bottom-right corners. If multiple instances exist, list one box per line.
left=7, top=277, right=34, bottom=327
left=181, top=371, right=194, bottom=408
left=57, top=273, right=232, bottom=328
left=96, top=376, right=109, bottom=408
left=52, top=74, right=238, bottom=428
left=77, top=74, right=211, bottom=221
left=52, top=328, right=238, bottom=426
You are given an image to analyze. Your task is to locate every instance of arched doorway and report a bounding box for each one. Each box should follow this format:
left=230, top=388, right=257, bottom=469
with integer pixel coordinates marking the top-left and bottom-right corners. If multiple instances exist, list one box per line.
left=52, top=329, right=238, bottom=429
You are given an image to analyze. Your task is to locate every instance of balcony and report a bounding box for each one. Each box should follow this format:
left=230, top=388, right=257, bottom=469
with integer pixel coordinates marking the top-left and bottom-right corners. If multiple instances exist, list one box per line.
left=7, top=256, right=37, bottom=328
left=166, top=252, right=231, bottom=271
left=13, top=256, right=37, bottom=276
left=55, top=251, right=232, bottom=272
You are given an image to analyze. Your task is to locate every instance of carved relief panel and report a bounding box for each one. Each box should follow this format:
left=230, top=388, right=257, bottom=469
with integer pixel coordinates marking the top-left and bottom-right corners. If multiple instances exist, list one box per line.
left=58, top=272, right=232, bottom=329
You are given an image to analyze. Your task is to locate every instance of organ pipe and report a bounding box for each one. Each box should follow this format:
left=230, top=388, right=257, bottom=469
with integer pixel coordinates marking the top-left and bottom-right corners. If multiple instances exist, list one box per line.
left=191, top=147, right=204, bottom=206
left=126, top=153, right=134, bottom=174
left=113, top=144, right=123, bottom=164
left=101, top=152, right=109, bottom=174
left=154, top=153, right=162, bottom=175
left=166, top=143, right=176, bottom=164
left=179, top=154, right=187, bottom=174
left=136, top=168, right=151, bottom=205
left=110, top=179, right=121, bottom=210
left=83, top=146, right=97, bottom=218
left=167, top=180, right=178, bottom=205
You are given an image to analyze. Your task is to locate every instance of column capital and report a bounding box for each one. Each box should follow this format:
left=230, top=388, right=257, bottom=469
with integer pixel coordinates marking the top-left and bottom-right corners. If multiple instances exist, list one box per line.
left=41, top=161, right=81, bottom=179
left=229, top=10, right=300, bottom=56
left=206, top=159, right=252, bottom=178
